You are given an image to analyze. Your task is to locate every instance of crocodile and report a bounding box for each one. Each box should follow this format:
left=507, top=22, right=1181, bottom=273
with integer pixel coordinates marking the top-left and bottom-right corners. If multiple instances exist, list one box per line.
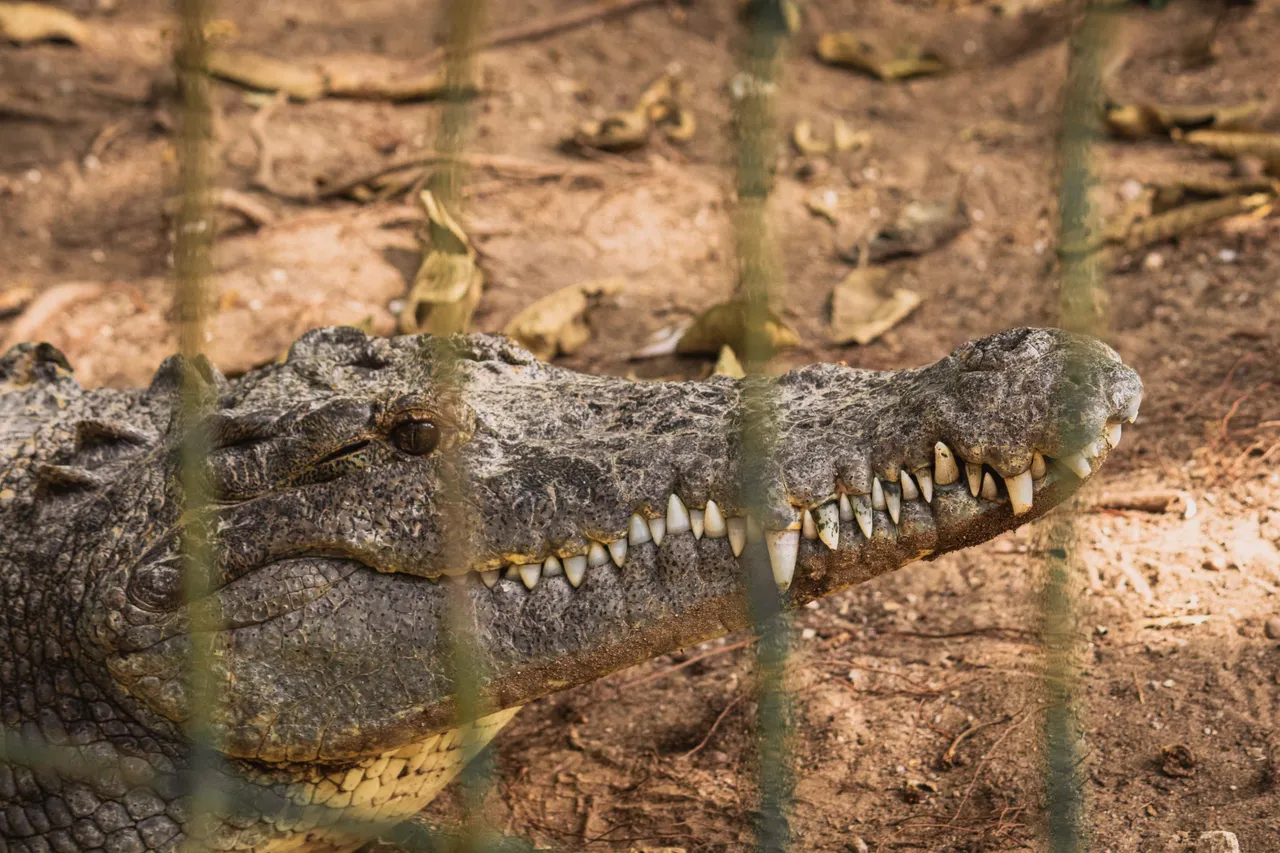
left=0, top=326, right=1142, bottom=853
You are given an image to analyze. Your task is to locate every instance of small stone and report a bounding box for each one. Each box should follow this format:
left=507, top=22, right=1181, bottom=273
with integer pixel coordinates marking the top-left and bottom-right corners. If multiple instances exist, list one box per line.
left=1143, top=252, right=1164, bottom=271
left=1203, top=555, right=1227, bottom=572
left=848, top=837, right=870, bottom=853
left=1264, top=616, right=1280, bottom=640
left=1197, top=830, right=1241, bottom=853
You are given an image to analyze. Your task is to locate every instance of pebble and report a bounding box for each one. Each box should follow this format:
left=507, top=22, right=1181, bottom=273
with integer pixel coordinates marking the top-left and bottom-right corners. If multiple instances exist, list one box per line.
left=1197, top=831, right=1240, bottom=853
left=1264, top=616, right=1280, bottom=640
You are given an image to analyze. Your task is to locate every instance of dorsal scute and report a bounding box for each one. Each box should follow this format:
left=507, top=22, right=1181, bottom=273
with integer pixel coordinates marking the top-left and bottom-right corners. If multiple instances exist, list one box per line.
left=287, top=326, right=389, bottom=370
left=0, top=342, right=77, bottom=390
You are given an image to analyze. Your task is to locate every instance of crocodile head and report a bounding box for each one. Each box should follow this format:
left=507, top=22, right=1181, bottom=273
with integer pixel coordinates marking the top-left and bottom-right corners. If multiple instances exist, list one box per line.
left=71, top=326, right=1140, bottom=766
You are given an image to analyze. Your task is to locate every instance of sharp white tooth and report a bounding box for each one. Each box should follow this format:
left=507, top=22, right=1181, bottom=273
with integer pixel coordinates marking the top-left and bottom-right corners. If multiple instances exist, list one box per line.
left=690, top=509, right=704, bottom=539
left=965, top=462, right=983, bottom=497
left=1105, top=422, right=1122, bottom=449
left=588, top=541, right=611, bottom=567
left=854, top=494, right=873, bottom=539
left=914, top=468, right=933, bottom=503
left=801, top=509, right=819, bottom=540
left=1005, top=470, right=1033, bottom=515
left=1085, top=438, right=1104, bottom=459
left=838, top=493, right=853, bottom=522
left=900, top=472, right=919, bottom=501
left=815, top=502, right=840, bottom=550
left=885, top=485, right=901, bottom=524
left=666, top=494, right=691, bottom=535
left=649, top=517, right=666, bottom=546
left=628, top=513, right=651, bottom=545
left=446, top=572, right=466, bottom=585
left=934, top=442, right=959, bottom=485
left=564, top=555, right=587, bottom=588
left=765, top=529, right=799, bottom=591
left=704, top=500, right=727, bottom=538
left=746, top=516, right=763, bottom=543
left=543, top=555, right=563, bottom=576
left=517, top=563, right=541, bottom=590
left=1063, top=452, right=1091, bottom=479
left=1031, top=451, right=1047, bottom=480
left=727, top=517, right=747, bottom=556
left=872, top=478, right=887, bottom=511
left=980, top=472, right=999, bottom=500
left=608, top=538, right=628, bottom=566
left=480, top=569, right=500, bottom=589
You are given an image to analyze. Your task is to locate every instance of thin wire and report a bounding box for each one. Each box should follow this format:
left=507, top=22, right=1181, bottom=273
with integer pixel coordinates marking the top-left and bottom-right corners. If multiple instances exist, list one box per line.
left=1044, top=4, right=1116, bottom=851
left=172, top=0, right=225, bottom=850
left=733, top=3, right=795, bottom=851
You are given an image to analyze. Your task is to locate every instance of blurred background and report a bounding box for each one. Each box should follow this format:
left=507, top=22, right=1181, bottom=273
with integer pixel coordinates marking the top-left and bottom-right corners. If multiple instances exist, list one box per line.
left=2, top=0, right=1279, bottom=849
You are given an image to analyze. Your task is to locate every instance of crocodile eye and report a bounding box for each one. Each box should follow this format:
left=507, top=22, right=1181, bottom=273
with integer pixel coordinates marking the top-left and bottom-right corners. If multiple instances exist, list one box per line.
left=390, top=419, right=440, bottom=456
left=128, top=562, right=185, bottom=612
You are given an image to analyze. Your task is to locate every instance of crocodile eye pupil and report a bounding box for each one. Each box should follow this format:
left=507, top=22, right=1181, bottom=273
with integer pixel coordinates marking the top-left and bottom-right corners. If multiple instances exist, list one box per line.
left=391, top=419, right=439, bottom=456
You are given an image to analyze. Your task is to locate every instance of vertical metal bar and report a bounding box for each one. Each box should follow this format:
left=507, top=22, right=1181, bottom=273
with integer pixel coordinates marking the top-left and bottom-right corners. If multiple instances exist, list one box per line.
left=733, top=4, right=794, bottom=852
left=172, top=0, right=221, bottom=849
left=1046, top=4, right=1115, bottom=852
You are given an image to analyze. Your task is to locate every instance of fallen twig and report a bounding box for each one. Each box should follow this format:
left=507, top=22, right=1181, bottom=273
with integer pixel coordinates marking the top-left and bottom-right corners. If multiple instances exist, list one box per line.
left=1137, top=614, right=1222, bottom=630
left=1087, top=489, right=1196, bottom=517
left=428, top=0, right=667, bottom=63
left=941, top=716, right=1013, bottom=769
left=680, top=693, right=744, bottom=760
left=949, top=705, right=1047, bottom=825
left=618, top=636, right=757, bottom=692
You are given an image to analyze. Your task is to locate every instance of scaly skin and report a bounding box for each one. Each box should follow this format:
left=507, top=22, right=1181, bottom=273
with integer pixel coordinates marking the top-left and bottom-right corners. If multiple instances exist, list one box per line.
left=0, top=327, right=1142, bottom=853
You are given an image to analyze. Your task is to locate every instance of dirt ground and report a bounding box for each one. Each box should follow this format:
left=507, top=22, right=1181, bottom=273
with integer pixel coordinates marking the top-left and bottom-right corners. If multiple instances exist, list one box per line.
left=3, top=0, right=1280, bottom=850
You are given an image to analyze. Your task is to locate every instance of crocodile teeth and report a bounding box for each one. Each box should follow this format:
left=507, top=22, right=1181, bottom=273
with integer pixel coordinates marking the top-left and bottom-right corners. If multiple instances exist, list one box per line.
left=690, top=508, right=704, bottom=539
left=649, top=517, right=666, bottom=546
left=872, top=478, right=887, bottom=511
left=934, top=442, right=959, bottom=485
left=608, top=538, right=628, bottom=566
left=900, top=472, right=919, bottom=501
left=801, top=509, right=819, bottom=540
left=543, top=555, right=563, bottom=576
left=517, top=563, right=541, bottom=590
left=727, top=517, right=747, bottom=556
left=564, top=555, right=587, bottom=588
left=628, top=513, right=651, bottom=545
left=1031, top=451, right=1047, bottom=480
left=815, top=502, right=840, bottom=550
left=666, top=494, right=691, bottom=535
left=766, top=529, right=799, bottom=591
left=588, top=541, right=611, bottom=567
left=1005, top=470, right=1033, bottom=515
left=1062, top=452, right=1091, bottom=479
left=914, top=468, right=933, bottom=503
left=885, top=485, right=901, bottom=524
left=704, top=500, right=727, bottom=538
left=838, top=493, right=853, bottom=522
left=854, top=494, right=873, bottom=539
left=1105, top=422, right=1122, bottom=448
left=980, top=472, right=999, bottom=501
left=965, top=462, right=983, bottom=497
left=480, top=569, right=500, bottom=589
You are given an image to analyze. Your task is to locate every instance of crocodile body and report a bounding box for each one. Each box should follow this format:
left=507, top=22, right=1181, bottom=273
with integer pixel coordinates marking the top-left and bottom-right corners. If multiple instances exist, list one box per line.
left=0, top=327, right=1142, bottom=853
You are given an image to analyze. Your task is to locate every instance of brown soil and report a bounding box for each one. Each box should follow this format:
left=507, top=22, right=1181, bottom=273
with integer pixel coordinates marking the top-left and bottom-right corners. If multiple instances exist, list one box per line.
left=3, top=0, right=1279, bottom=850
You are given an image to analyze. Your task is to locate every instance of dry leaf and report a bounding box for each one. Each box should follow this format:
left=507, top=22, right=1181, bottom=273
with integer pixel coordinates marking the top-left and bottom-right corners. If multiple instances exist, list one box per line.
left=400, top=191, right=482, bottom=336
left=831, top=267, right=921, bottom=346
left=325, top=69, right=452, bottom=102
left=206, top=48, right=326, bottom=101
left=816, top=31, right=945, bottom=80
left=839, top=196, right=968, bottom=264
left=1152, top=175, right=1277, bottom=212
left=502, top=278, right=625, bottom=361
left=676, top=301, right=798, bottom=357
left=1106, top=100, right=1263, bottom=139
left=0, top=2, right=89, bottom=45
left=833, top=119, right=870, bottom=152
left=713, top=345, right=745, bottom=379
left=572, top=109, right=650, bottom=152
left=792, top=120, right=831, bottom=157
left=1117, top=193, right=1271, bottom=251
left=0, top=284, right=36, bottom=318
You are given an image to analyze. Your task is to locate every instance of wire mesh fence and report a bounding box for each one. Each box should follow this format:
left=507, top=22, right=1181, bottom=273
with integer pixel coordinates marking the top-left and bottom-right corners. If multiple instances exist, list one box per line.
left=0, top=1, right=1161, bottom=851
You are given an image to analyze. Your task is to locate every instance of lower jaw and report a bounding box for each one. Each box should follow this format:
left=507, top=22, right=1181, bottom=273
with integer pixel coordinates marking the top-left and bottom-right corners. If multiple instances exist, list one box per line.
left=407, top=463, right=1089, bottom=737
